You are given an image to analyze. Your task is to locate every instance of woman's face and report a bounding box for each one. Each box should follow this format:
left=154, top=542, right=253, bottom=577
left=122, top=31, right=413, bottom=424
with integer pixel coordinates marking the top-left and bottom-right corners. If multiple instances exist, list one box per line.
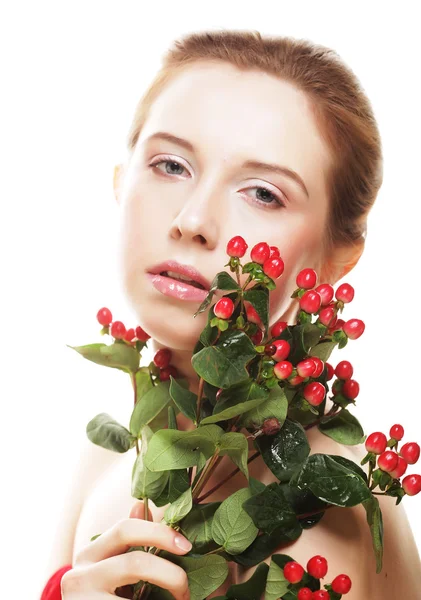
left=115, top=61, right=333, bottom=351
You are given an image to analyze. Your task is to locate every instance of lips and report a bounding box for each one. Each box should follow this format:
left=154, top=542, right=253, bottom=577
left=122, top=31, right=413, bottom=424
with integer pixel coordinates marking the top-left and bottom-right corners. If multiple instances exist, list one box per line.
left=147, top=260, right=211, bottom=291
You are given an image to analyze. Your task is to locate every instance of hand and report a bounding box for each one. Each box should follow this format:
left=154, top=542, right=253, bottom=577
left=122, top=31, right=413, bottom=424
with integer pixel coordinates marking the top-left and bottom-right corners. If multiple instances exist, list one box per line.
left=61, top=500, right=192, bottom=600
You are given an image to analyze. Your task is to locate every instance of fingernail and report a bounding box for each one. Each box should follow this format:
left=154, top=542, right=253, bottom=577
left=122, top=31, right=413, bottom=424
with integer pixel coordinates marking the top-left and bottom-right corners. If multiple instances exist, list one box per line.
left=174, top=535, right=192, bottom=552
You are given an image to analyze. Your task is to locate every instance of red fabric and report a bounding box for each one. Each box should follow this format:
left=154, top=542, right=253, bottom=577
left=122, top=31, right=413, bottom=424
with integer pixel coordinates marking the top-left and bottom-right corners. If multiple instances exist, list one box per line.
left=40, top=565, right=73, bottom=600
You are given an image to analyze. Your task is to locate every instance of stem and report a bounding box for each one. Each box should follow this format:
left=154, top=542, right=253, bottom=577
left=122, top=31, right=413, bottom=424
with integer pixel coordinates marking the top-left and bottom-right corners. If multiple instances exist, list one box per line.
left=143, top=497, right=149, bottom=552
left=304, top=405, right=340, bottom=431
left=372, top=492, right=387, bottom=496
left=196, top=377, right=205, bottom=424
left=130, top=371, right=140, bottom=455
left=367, top=461, right=374, bottom=488
left=192, top=453, right=223, bottom=500
left=235, top=267, right=245, bottom=315
left=297, top=504, right=334, bottom=520
left=195, top=451, right=260, bottom=503
left=204, top=546, right=224, bottom=555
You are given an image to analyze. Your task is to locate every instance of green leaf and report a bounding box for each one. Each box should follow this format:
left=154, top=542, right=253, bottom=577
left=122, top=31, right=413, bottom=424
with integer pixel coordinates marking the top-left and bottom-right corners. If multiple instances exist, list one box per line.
left=164, top=487, right=193, bottom=525
left=135, top=368, right=154, bottom=397
left=201, top=380, right=268, bottom=425
left=243, top=482, right=299, bottom=534
left=243, top=287, right=269, bottom=333
left=363, top=494, right=384, bottom=573
left=226, top=562, right=269, bottom=599
left=144, top=425, right=223, bottom=471
left=233, top=522, right=303, bottom=568
left=264, top=555, right=290, bottom=600
left=249, top=477, right=266, bottom=495
left=309, top=340, right=337, bottom=362
left=254, top=418, right=310, bottom=482
left=238, top=385, right=288, bottom=429
left=181, top=502, right=221, bottom=552
left=266, top=555, right=320, bottom=599
left=129, top=380, right=172, bottom=437
left=194, top=271, right=241, bottom=317
left=86, top=413, right=137, bottom=453
left=278, top=483, right=328, bottom=526
left=169, top=376, right=198, bottom=423
left=67, top=340, right=140, bottom=373
left=318, top=409, right=365, bottom=445
left=290, top=453, right=372, bottom=507
left=176, top=554, right=229, bottom=600
left=218, top=432, right=249, bottom=478
left=330, top=454, right=369, bottom=483
left=191, top=329, right=257, bottom=389
left=131, top=426, right=169, bottom=501
left=212, top=488, right=259, bottom=554
left=288, top=323, right=322, bottom=364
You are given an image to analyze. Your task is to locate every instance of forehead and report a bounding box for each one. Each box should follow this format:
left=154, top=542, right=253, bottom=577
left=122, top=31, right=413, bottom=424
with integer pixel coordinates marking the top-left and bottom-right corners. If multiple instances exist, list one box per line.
left=139, top=61, right=332, bottom=194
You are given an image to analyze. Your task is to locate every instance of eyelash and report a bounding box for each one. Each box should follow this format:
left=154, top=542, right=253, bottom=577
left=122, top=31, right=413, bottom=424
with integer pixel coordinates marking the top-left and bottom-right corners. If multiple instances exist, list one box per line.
left=147, top=156, right=286, bottom=210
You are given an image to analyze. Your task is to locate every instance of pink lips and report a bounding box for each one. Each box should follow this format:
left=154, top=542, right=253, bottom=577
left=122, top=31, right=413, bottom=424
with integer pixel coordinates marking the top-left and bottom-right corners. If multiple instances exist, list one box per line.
left=146, top=273, right=209, bottom=302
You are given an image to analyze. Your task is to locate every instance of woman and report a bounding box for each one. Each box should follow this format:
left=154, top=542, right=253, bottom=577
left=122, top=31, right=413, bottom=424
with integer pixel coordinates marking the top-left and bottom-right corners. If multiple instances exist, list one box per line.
left=45, top=30, right=420, bottom=599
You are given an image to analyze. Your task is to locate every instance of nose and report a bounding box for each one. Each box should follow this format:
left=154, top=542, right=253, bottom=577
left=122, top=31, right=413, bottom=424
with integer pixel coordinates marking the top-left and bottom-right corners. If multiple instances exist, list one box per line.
left=169, top=184, right=220, bottom=250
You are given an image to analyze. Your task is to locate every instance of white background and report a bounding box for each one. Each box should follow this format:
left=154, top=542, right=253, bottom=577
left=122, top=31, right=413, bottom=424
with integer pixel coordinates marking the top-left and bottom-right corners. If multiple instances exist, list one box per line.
left=1, top=1, right=420, bottom=597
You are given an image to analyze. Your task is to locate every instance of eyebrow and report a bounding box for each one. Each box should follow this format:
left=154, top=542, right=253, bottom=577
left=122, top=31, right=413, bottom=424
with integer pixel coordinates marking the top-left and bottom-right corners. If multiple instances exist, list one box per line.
left=144, top=131, right=310, bottom=199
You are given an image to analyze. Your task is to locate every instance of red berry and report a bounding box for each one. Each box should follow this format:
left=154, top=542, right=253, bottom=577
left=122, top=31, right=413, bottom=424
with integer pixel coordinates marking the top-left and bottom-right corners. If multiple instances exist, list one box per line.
left=331, top=574, right=352, bottom=594
left=226, top=235, right=248, bottom=258
left=390, top=456, right=408, bottom=479
left=343, top=318, right=365, bottom=340
left=272, top=339, right=291, bottom=362
left=271, top=320, right=288, bottom=337
left=153, top=348, right=172, bottom=369
left=315, top=283, right=334, bottom=305
left=400, top=442, right=421, bottom=465
left=159, top=365, right=179, bottom=381
left=135, top=325, right=151, bottom=342
left=312, top=592, right=330, bottom=600
left=289, top=374, right=305, bottom=386
left=296, top=268, right=317, bottom=289
left=269, top=245, right=280, bottom=258
left=124, top=327, right=136, bottom=342
left=300, top=290, right=322, bottom=314
left=97, top=307, right=113, bottom=326
left=335, top=283, right=355, bottom=304
left=334, top=360, right=353, bottom=380
left=329, top=318, right=345, bottom=334
left=390, top=424, right=404, bottom=441
left=214, top=297, right=235, bottom=319
left=250, top=329, right=264, bottom=344
left=283, top=561, right=304, bottom=584
left=307, top=555, right=328, bottom=579
left=245, top=302, right=264, bottom=328
left=402, top=474, right=421, bottom=496
left=378, top=450, right=399, bottom=473
left=342, top=379, right=360, bottom=400
left=263, top=256, right=285, bottom=279
left=297, top=588, right=313, bottom=600
left=311, top=357, right=325, bottom=378
left=251, top=241, right=270, bottom=264
left=274, top=360, right=293, bottom=380
left=297, top=358, right=317, bottom=378
left=365, top=432, right=387, bottom=454
left=325, top=362, right=335, bottom=381
left=110, top=321, right=126, bottom=339
left=261, top=417, right=281, bottom=435
left=319, top=306, right=336, bottom=327
left=303, top=381, right=326, bottom=406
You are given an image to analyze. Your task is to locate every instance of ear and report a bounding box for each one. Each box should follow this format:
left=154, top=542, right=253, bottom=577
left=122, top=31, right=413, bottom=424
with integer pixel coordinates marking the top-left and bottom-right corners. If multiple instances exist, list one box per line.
left=113, top=163, right=125, bottom=206
left=319, top=241, right=365, bottom=286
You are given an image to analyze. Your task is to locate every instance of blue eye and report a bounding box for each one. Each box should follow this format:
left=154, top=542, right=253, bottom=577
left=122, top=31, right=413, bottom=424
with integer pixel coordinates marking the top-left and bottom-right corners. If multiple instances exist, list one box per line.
left=148, top=157, right=286, bottom=210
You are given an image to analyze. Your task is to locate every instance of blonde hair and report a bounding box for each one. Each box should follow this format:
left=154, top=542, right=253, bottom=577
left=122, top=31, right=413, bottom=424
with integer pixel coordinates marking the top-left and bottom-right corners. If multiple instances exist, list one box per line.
left=125, top=29, right=383, bottom=265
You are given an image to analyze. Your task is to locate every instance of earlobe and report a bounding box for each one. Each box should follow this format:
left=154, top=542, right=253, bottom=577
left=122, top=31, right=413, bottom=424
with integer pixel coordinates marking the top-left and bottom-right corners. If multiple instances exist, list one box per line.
left=320, top=241, right=365, bottom=286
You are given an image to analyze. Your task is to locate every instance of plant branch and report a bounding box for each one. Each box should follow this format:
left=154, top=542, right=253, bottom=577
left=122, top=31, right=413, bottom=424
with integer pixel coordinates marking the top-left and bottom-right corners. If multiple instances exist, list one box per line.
left=196, top=377, right=205, bottom=424
left=130, top=370, right=140, bottom=455
left=195, top=451, right=260, bottom=503
left=192, top=452, right=223, bottom=500
left=304, top=405, right=341, bottom=431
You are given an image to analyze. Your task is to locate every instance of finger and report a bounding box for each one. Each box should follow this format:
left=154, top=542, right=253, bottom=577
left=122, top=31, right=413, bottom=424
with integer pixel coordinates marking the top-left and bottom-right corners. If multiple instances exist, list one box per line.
left=129, top=500, right=153, bottom=521
left=65, top=551, right=190, bottom=600
left=74, top=518, right=192, bottom=566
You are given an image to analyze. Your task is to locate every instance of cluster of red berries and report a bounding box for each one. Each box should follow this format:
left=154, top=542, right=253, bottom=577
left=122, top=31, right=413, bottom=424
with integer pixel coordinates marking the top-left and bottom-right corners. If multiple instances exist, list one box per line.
left=96, top=307, right=150, bottom=346
left=226, top=235, right=285, bottom=280
left=283, top=555, right=352, bottom=598
left=152, top=348, right=179, bottom=382
left=293, top=268, right=365, bottom=340
left=364, top=425, right=421, bottom=496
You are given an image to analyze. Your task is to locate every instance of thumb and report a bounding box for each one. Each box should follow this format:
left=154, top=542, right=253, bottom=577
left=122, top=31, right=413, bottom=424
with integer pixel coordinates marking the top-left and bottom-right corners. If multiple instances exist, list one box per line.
left=129, top=499, right=153, bottom=521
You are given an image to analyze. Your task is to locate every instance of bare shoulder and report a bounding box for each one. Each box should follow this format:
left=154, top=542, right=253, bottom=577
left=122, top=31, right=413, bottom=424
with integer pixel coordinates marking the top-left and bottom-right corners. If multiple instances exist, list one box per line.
left=295, top=430, right=421, bottom=599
